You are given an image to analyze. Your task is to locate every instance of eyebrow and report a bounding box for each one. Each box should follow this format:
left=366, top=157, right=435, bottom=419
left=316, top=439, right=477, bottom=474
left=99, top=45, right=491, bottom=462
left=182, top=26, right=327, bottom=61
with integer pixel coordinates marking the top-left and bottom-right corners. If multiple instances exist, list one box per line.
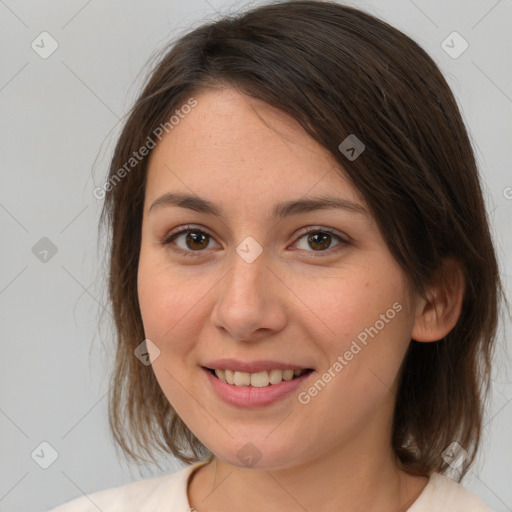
left=148, top=192, right=369, bottom=220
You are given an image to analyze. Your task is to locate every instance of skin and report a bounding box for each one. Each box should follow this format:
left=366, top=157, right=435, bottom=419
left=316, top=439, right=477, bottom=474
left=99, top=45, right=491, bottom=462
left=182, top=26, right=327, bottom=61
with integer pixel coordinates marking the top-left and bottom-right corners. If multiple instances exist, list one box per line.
left=137, top=87, right=465, bottom=512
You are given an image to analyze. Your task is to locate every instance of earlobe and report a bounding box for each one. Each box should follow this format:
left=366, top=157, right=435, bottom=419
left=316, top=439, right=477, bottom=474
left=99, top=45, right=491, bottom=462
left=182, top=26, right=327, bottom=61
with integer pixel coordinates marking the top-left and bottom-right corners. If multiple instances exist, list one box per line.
left=411, top=258, right=466, bottom=343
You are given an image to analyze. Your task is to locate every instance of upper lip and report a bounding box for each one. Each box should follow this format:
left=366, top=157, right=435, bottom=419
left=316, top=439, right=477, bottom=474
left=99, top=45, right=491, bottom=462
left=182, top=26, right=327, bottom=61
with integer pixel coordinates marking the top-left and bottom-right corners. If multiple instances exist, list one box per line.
left=203, top=358, right=313, bottom=373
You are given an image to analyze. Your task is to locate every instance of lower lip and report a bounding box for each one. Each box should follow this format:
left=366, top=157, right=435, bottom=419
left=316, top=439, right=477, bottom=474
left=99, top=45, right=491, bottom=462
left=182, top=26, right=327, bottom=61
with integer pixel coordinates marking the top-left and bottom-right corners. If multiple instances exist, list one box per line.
left=202, top=367, right=315, bottom=408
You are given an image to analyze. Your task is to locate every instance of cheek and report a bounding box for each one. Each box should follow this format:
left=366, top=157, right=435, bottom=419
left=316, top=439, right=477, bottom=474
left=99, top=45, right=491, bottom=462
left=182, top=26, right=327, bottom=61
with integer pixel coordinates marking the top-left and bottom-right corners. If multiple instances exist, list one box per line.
left=137, top=248, right=198, bottom=347
left=289, top=259, right=413, bottom=413
left=137, top=246, right=224, bottom=365
left=289, top=261, right=409, bottom=347
left=137, top=251, right=204, bottom=414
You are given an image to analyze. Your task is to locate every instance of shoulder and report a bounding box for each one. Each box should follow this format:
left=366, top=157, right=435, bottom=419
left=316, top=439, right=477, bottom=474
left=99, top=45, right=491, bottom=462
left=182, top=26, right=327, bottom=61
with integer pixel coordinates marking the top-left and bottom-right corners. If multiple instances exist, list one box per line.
left=408, top=473, right=493, bottom=512
left=47, top=462, right=206, bottom=512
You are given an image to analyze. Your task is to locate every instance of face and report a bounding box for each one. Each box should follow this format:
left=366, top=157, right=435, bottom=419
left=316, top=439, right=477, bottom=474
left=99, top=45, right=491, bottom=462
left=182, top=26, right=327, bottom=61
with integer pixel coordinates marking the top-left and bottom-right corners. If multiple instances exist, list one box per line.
left=137, top=87, right=419, bottom=470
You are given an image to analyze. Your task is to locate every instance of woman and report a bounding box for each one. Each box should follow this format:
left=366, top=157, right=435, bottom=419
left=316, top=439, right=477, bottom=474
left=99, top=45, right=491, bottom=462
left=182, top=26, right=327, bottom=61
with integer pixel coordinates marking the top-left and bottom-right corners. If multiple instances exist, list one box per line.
left=50, top=1, right=505, bottom=510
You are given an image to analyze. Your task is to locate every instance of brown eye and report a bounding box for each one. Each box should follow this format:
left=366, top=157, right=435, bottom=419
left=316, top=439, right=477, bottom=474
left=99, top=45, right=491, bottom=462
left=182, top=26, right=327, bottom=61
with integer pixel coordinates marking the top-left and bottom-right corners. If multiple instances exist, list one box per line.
left=294, top=228, right=346, bottom=253
left=163, top=225, right=347, bottom=258
left=307, top=232, right=333, bottom=251
left=164, top=226, right=220, bottom=256
left=183, top=231, right=210, bottom=250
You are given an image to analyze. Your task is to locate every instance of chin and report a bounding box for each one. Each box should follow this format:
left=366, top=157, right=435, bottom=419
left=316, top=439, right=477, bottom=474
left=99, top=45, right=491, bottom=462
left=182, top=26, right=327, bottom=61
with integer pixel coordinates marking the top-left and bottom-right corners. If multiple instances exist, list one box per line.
left=207, top=438, right=307, bottom=471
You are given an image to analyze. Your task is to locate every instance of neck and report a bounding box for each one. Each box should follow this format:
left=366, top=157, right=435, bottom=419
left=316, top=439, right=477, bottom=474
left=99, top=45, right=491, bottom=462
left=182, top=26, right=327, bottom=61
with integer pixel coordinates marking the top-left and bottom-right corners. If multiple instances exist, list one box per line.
left=188, top=431, right=428, bottom=512
left=188, top=386, right=428, bottom=511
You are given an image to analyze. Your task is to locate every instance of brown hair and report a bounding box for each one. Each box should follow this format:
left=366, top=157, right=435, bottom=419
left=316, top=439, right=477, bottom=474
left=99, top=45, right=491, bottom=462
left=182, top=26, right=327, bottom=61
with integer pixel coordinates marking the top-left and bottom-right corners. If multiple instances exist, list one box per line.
left=100, top=0, right=506, bottom=478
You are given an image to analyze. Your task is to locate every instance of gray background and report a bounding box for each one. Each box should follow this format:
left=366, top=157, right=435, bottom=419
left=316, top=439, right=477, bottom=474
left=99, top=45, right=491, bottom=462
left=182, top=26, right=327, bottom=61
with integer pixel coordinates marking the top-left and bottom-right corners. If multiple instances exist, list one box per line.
left=0, top=0, right=511, bottom=511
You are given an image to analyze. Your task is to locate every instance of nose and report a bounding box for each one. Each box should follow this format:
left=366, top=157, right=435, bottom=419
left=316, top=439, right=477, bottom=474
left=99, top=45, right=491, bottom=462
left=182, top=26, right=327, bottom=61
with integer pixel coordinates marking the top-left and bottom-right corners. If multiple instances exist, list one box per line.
left=210, top=248, right=287, bottom=342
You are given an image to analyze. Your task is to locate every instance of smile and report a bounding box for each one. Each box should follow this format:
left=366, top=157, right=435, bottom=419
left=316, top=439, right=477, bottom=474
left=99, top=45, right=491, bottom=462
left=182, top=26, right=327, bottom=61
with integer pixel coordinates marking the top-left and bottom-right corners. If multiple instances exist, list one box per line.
left=206, top=367, right=312, bottom=387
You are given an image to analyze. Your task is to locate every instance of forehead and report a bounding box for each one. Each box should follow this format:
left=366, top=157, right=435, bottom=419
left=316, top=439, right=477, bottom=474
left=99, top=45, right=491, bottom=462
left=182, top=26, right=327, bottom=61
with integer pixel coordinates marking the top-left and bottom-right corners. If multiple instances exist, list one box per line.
left=144, top=87, right=365, bottom=214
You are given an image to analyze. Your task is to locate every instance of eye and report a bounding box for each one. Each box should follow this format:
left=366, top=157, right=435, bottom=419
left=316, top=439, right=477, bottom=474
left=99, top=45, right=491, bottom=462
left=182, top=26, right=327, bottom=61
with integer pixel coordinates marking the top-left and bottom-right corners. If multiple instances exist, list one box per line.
left=162, top=225, right=348, bottom=258
left=162, top=225, right=220, bottom=256
left=291, top=227, right=348, bottom=254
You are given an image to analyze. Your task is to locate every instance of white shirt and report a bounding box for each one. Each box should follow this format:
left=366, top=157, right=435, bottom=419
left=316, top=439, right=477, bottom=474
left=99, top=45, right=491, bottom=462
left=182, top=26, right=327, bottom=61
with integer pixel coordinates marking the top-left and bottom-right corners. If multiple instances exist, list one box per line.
left=48, top=460, right=493, bottom=511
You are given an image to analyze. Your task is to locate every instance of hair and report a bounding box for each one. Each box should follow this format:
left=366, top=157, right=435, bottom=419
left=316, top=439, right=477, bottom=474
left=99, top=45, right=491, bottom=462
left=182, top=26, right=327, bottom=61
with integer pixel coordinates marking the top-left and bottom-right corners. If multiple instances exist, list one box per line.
left=100, top=0, right=506, bottom=478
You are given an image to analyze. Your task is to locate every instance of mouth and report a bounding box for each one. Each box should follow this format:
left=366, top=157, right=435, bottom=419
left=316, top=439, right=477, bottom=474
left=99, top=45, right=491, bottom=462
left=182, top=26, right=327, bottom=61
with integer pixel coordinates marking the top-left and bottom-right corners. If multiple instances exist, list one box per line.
left=202, top=366, right=315, bottom=387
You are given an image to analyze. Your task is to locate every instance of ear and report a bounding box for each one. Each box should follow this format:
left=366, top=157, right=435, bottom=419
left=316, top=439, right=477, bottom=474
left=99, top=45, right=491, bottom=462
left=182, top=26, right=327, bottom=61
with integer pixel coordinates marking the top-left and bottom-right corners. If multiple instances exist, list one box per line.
left=411, top=258, right=466, bottom=343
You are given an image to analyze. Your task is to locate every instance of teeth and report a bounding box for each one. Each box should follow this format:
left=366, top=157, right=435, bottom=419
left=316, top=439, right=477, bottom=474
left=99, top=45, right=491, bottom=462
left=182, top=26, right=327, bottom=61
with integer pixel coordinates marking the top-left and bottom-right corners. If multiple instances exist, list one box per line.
left=225, top=369, right=235, bottom=385
left=212, top=368, right=308, bottom=387
left=250, top=371, right=269, bottom=388
left=233, top=371, right=251, bottom=386
left=269, top=369, right=283, bottom=384
left=283, top=369, right=294, bottom=381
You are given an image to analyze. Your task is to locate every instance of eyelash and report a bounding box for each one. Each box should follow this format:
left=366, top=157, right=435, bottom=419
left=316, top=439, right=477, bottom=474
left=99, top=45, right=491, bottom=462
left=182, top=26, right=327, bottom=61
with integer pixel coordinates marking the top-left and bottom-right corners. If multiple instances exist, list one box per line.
left=161, top=224, right=349, bottom=258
